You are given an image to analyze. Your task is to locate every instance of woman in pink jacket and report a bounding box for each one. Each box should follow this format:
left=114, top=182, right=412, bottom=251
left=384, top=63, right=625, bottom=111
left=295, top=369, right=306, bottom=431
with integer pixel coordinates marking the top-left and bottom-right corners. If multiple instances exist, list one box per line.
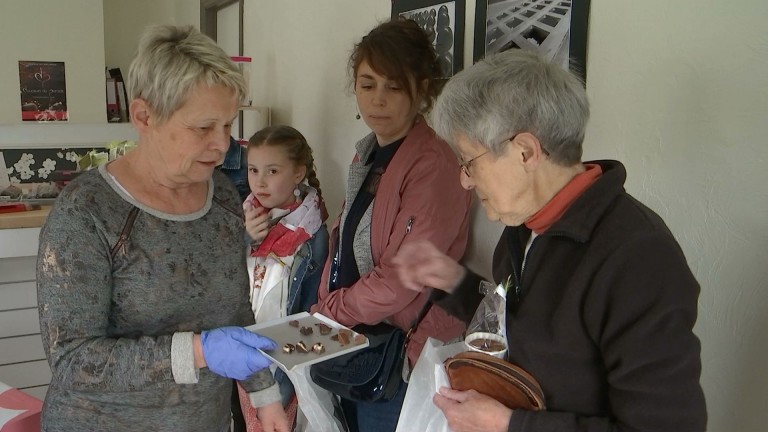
left=310, top=19, right=472, bottom=432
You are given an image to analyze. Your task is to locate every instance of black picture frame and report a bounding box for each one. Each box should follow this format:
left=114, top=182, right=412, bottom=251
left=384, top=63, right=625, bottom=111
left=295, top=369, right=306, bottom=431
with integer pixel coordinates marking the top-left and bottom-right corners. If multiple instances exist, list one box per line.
left=473, top=0, right=591, bottom=80
left=392, top=0, right=466, bottom=79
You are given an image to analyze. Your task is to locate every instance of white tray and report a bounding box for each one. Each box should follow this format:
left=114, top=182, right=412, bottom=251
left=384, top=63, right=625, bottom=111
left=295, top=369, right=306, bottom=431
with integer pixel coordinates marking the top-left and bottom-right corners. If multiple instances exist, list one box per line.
left=246, top=312, right=369, bottom=371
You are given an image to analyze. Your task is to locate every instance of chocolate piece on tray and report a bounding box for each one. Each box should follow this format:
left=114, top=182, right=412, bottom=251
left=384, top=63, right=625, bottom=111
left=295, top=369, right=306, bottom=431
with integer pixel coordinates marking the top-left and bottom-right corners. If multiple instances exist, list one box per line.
left=312, top=342, right=326, bottom=354
left=296, top=341, right=310, bottom=354
left=315, top=323, right=332, bottom=335
left=300, top=326, right=314, bottom=336
left=282, top=343, right=295, bottom=354
left=354, top=334, right=366, bottom=345
left=288, top=320, right=300, bottom=327
left=338, top=331, right=351, bottom=346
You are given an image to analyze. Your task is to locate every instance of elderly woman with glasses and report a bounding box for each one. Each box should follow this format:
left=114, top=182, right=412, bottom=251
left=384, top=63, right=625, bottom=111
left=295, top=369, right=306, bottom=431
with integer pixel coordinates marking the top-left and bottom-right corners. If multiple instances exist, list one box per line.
left=393, top=49, right=706, bottom=432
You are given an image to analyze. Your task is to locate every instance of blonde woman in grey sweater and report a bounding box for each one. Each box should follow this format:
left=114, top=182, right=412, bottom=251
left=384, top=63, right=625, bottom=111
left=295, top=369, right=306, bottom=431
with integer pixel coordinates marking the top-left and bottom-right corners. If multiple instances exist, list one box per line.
left=37, top=25, right=279, bottom=432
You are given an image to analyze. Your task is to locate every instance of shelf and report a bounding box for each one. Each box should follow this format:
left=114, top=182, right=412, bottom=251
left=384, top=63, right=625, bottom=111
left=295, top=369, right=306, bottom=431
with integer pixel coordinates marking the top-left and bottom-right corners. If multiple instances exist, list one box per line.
left=238, top=106, right=270, bottom=125
left=234, top=106, right=271, bottom=140
left=0, top=123, right=137, bottom=149
left=238, top=105, right=268, bottom=111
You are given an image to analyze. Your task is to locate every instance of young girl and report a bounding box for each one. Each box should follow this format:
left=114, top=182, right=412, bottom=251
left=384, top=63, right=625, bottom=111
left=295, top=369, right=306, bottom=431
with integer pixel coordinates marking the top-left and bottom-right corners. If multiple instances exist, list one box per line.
left=239, top=125, right=329, bottom=432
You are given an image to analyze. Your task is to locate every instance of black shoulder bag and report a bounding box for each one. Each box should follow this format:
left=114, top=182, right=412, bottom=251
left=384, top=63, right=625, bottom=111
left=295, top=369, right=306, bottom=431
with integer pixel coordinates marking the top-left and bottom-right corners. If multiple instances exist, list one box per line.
left=310, top=301, right=432, bottom=403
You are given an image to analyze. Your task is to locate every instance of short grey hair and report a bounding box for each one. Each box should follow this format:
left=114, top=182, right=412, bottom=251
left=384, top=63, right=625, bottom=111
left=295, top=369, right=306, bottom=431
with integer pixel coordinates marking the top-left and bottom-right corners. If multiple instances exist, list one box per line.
left=127, top=25, right=246, bottom=124
left=431, top=49, right=589, bottom=165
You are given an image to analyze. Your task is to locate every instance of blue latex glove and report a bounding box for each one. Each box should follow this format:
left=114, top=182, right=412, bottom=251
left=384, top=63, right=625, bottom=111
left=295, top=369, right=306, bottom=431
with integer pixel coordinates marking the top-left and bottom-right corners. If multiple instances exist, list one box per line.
left=201, top=326, right=277, bottom=380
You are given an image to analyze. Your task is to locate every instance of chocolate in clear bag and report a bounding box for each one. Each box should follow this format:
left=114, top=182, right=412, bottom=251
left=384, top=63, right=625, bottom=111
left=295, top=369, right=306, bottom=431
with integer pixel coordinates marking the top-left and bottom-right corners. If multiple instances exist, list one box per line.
left=464, top=280, right=509, bottom=359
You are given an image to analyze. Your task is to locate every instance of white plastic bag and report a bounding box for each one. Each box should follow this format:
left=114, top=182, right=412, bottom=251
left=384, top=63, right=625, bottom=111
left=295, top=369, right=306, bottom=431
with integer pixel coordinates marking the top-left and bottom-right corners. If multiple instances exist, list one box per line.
left=394, top=338, right=466, bottom=432
left=466, top=280, right=508, bottom=339
left=285, top=364, right=346, bottom=432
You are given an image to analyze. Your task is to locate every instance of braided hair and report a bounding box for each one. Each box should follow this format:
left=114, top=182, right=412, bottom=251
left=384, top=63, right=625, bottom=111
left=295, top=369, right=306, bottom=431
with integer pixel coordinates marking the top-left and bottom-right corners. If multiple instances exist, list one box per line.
left=247, top=125, right=328, bottom=220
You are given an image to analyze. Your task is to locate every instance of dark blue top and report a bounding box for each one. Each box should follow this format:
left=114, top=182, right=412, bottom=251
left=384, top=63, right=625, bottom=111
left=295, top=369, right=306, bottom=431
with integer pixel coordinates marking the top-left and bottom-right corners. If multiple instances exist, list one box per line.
left=332, top=137, right=404, bottom=291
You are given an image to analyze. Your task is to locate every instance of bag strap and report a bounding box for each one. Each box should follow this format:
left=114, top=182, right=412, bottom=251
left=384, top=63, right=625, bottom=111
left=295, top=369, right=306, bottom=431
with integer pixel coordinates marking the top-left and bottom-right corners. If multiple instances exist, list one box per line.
left=405, top=289, right=434, bottom=343
left=110, top=195, right=237, bottom=260
left=110, top=207, right=140, bottom=259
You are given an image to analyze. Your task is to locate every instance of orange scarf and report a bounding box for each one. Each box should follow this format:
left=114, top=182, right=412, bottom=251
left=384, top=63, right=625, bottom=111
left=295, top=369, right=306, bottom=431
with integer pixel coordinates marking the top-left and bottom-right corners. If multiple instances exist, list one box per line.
left=525, top=164, right=602, bottom=234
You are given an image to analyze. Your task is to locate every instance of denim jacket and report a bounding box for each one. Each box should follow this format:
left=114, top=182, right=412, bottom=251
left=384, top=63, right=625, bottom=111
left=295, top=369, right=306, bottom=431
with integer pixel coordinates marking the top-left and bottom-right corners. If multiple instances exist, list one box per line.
left=219, top=138, right=250, bottom=202
left=287, top=225, right=330, bottom=315
left=274, top=224, right=329, bottom=404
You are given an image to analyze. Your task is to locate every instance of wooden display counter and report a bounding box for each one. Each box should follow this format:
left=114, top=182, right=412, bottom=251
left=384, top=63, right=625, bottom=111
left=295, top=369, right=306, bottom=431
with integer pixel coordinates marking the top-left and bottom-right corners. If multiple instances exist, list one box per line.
left=0, top=206, right=51, bottom=230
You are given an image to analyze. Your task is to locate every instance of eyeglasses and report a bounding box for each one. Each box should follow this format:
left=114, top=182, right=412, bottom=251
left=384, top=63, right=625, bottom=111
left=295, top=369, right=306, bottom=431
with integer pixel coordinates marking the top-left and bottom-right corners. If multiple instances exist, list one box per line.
left=459, top=133, right=549, bottom=177
left=459, top=135, right=516, bottom=178
left=459, top=151, right=490, bottom=177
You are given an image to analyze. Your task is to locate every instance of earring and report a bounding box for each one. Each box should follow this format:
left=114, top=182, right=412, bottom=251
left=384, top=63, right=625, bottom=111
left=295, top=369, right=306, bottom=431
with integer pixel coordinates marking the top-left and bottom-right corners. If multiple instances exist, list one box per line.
left=355, top=112, right=361, bottom=120
left=294, top=185, right=301, bottom=197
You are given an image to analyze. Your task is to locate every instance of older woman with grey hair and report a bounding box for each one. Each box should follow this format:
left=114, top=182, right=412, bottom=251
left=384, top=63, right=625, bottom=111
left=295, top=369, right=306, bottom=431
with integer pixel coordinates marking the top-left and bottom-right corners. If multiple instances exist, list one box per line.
left=393, top=49, right=706, bottom=432
left=37, top=25, right=285, bottom=432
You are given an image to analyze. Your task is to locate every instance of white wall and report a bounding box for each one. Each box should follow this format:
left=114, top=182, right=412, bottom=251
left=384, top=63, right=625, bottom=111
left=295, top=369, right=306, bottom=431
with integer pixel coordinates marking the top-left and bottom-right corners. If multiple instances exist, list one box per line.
left=586, top=1, right=768, bottom=431
left=243, top=1, right=768, bottom=430
left=0, top=1, right=198, bottom=146
left=243, top=0, right=391, bottom=215
left=0, top=0, right=106, bottom=124
left=216, top=2, right=240, bottom=57
left=103, top=0, right=201, bottom=83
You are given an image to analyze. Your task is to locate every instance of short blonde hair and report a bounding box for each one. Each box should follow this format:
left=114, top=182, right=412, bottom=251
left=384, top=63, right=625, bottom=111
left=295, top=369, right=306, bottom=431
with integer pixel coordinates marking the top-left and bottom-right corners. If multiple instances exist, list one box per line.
left=127, top=25, right=246, bottom=124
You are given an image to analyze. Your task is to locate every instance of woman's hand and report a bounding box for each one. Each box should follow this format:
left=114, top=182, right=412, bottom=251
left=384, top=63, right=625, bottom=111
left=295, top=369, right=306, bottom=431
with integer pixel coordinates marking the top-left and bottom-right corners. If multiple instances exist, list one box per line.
left=257, top=401, right=291, bottom=432
left=194, top=327, right=276, bottom=380
left=434, top=387, right=512, bottom=432
left=244, top=206, right=270, bottom=245
left=393, top=240, right=466, bottom=294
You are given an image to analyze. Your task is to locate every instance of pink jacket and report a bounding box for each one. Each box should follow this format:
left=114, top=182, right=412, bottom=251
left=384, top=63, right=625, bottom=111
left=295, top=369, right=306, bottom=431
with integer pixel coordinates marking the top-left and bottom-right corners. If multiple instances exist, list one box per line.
left=311, top=119, right=472, bottom=365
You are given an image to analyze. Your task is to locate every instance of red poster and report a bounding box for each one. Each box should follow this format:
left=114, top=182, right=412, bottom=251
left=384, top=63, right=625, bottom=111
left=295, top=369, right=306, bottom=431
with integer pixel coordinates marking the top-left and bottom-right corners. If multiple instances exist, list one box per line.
left=19, top=61, right=68, bottom=122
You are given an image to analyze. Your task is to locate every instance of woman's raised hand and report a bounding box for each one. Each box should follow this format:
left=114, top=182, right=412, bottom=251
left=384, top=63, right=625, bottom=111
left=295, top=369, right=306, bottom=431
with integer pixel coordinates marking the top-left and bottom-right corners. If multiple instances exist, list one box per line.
left=393, top=240, right=466, bottom=294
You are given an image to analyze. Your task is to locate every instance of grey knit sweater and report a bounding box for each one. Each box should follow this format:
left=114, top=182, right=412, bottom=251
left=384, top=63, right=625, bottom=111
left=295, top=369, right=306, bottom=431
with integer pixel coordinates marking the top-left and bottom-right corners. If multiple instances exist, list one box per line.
left=37, top=166, right=277, bottom=432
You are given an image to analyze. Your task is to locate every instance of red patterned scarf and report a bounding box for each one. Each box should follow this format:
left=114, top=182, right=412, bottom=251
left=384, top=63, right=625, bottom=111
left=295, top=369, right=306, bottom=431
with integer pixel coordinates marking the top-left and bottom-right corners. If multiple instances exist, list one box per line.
left=244, top=188, right=323, bottom=258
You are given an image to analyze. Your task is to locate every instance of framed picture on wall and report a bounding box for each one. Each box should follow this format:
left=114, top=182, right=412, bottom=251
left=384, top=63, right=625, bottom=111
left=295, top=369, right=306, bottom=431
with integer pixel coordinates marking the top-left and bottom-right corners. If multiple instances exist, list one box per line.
left=392, top=0, right=466, bottom=79
left=18, top=61, right=69, bottom=122
left=473, top=0, right=591, bottom=80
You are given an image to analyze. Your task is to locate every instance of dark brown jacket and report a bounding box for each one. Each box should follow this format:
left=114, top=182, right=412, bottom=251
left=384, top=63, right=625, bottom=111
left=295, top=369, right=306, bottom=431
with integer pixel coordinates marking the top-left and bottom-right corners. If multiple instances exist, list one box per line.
left=438, top=160, right=706, bottom=432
